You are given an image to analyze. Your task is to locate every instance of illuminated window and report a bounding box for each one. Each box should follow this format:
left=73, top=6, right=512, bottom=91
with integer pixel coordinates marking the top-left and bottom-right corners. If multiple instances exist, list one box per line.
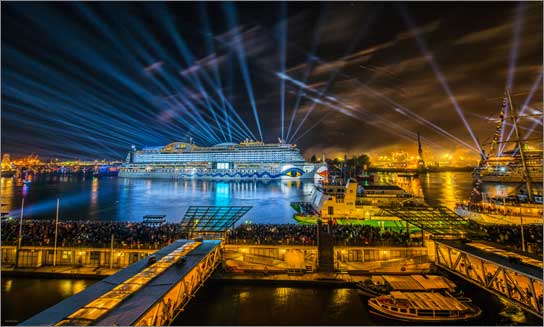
left=217, top=163, right=229, bottom=169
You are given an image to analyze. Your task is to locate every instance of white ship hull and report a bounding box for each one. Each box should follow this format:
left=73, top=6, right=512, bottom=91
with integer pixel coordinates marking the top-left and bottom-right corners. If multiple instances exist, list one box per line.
left=455, top=208, right=542, bottom=225
left=119, top=164, right=327, bottom=180
left=120, top=141, right=328, bottom=181
left=478, top=174, right=543, bottom=183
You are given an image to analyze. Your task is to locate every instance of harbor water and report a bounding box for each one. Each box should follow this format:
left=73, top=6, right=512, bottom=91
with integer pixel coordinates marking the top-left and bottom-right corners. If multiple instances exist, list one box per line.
left=2, top=276, right=542, bottom=326
left=1, top=172, right=476, bottom=223
left=173, top=278, right=542, bottom=326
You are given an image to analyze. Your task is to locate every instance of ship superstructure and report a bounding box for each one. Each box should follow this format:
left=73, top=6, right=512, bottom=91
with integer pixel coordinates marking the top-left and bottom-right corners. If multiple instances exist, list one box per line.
left=119, top=140, right=327, bottom=180
left=457, top=89, right=543, bottom=228
left=473, top=89, right=543, bottom=192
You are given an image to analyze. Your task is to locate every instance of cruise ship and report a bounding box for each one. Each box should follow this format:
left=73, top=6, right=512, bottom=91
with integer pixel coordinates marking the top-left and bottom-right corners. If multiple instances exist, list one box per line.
left=118, top=140, right=328, bottom=180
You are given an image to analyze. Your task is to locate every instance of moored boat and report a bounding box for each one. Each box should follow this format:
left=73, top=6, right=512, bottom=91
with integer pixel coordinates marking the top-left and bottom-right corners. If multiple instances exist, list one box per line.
left=357, top=274, right=461, bottom=298
left=292, top=178, right=424, bottom=226
left=455, top=199, right=543, bottom=225
left=368, top=291, right=481, bottom=322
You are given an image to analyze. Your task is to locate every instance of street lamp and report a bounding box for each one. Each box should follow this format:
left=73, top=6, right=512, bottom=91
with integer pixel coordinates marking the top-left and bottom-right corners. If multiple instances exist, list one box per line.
left=14, top=198, right=24, bottom=268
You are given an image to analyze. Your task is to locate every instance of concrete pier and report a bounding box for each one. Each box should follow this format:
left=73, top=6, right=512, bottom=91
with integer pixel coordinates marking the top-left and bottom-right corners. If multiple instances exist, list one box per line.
left=1, top=243, right=431, bottom=277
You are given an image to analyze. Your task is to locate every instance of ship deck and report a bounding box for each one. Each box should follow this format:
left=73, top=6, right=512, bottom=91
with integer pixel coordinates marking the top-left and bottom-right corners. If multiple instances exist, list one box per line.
left=389, top=291, right=468, bottom=311
left=376, top=275, right=456, bottom=291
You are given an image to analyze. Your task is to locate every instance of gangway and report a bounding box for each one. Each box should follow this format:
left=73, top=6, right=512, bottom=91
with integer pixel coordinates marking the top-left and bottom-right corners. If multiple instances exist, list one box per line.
left=435, top=240, right=543, bottom=318
left=21, top=240, right=222, bottom=326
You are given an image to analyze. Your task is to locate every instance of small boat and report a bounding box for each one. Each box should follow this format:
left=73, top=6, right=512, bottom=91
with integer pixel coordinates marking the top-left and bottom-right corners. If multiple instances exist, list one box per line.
left=358, top=275, right=461, bottom=298
left=356, top=279, right=392, bottom=297
left=368, top=291, right=481, bottom=322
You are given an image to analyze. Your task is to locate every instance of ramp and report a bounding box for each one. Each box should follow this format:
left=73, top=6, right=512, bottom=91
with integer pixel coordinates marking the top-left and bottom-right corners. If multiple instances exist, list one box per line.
left=21, top=240, right=222, bottom=326
left=435, top=240, right=543, bottom=318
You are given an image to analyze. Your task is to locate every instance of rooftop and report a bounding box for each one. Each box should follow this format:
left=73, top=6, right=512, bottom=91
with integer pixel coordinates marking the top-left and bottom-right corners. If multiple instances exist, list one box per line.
left=180, top=206, right=252, bottom=234
left=362, top=185, right=404, bottom=190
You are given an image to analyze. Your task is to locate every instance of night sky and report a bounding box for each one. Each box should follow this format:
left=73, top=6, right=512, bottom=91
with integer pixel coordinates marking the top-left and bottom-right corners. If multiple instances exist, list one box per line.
left=1, top=1, right=542, bottom=160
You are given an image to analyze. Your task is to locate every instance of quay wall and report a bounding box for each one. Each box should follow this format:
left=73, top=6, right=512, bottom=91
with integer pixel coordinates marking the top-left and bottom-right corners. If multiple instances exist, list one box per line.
left=223, top=244, right=430, bottom=274
left=1, top=243, right=431, bottom=277
left=1, top=245, right=156, bottom=271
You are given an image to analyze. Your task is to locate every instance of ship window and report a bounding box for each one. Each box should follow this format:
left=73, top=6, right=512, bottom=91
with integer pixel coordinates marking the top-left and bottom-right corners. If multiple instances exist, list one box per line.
left=409, top=309, right=415, bottom=314
left=217, top=163, right=229, bottom=169
left=391, top=307, right=398, bottom=312
left=400, top=309, right=407, bottom=313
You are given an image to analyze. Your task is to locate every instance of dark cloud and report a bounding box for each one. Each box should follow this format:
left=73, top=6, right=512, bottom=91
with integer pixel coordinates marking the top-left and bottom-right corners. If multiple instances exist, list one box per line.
left=1, top=1, right=542, bottom=161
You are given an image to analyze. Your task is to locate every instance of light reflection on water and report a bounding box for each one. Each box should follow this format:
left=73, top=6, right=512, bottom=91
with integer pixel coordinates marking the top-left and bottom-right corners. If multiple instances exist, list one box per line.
left=1, top=172, right=515, bottom=222
left=59, top=279, right=88, bottom=297
left=418, top=172, right=474, bottom=208
left=1, top=176, right=315, bottom=223
left=1, top=278, right=96, bottom=326
left=2, top=172, right=543, bottom=326
left=172, top=281, right=543, bottom=326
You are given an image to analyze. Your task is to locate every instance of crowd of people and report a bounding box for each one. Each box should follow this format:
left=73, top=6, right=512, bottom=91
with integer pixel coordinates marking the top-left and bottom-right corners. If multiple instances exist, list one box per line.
left=2, top=219, right=540, bottom=254
left=226, top=224, right=317, bottom=245
left=1, top=220, right=181, bottom=249
left=1, top=220, right=413, bottom=248
left=329, top=225, right=410, bottom=246
left=468, top=221, right=543, bottom=256
left=456, top=202, right=543, bottom=218
left=225, top=224, right=410, bottom=246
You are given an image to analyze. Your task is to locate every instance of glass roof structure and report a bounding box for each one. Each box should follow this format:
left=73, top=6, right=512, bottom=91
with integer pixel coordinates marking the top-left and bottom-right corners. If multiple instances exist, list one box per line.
left=380, top=206, right=469, bottom=237
left=179, top=206, right=252, bottom=233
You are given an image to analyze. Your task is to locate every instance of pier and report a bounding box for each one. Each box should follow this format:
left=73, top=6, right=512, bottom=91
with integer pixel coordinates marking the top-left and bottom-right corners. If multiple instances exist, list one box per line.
left=20, top=240, right=221, bottom=326
left=15, top=239, right=432, bottom=326
left=1, top=245, right=157, bottom=273
left=3, top=206, right=543, bottom=324
left=7, top=236, right=544, bottom=324
left=3, top=1, right=543, bottom=325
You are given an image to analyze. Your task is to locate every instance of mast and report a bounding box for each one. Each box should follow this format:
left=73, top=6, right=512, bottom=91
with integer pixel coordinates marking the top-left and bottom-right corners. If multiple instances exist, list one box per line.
left=489, top=92, right=507, bottom=157
left=505, top=89, right=533, bottom=202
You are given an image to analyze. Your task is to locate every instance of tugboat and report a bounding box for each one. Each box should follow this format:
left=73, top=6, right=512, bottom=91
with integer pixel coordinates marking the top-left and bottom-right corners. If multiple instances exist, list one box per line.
left=368, top=291, right=481, bottom=322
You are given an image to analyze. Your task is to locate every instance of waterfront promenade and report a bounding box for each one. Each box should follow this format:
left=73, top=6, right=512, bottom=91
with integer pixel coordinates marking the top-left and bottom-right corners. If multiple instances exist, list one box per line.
left=4, top=219, right=541, bottom=280
left=1, top=220, right=412, bottom=248
left=2, top=219, right=541, bottom=254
